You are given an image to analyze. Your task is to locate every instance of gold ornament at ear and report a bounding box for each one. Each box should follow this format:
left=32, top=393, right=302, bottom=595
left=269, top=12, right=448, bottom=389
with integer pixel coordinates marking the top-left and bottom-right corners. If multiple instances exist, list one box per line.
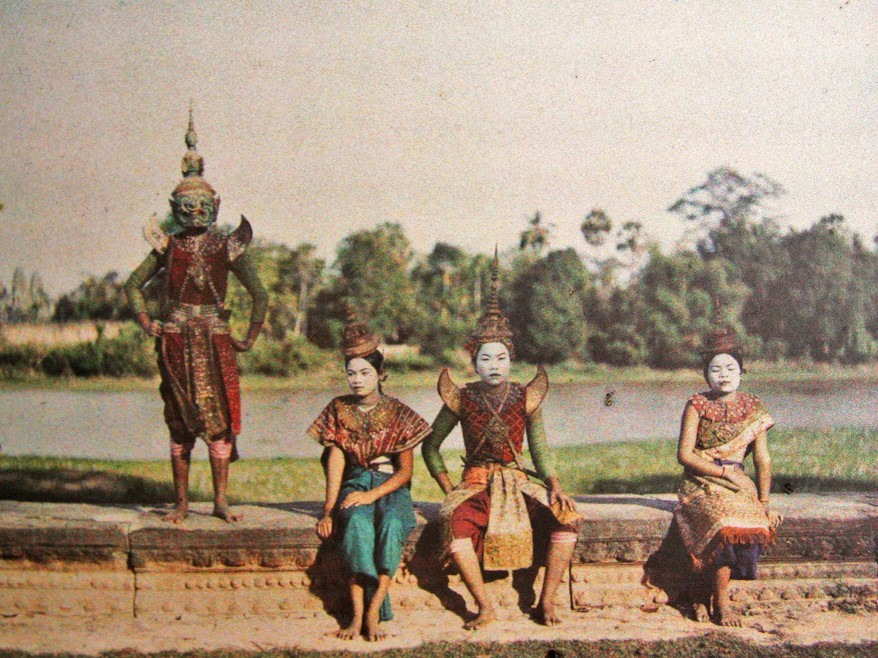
left=143, top=213, right=169, bottom=254
left=437, top=368, right=462, bottom=415
left=524, top=365, right=549, bottom=415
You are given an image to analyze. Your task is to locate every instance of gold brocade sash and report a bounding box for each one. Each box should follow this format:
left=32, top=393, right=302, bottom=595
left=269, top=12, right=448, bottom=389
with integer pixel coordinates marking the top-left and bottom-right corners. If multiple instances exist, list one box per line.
left=675, top=411, right=778, bottom=558
left=699, top=412, right=775, bottom=463
left=484, top=468, right=533, bottom=570
left=438, top=464, right=583, bottom=570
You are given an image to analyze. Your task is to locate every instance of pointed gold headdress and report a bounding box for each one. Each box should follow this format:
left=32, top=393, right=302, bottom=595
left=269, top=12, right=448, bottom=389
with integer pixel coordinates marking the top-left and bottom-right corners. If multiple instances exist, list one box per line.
left=465, top=247, right=515, bottom=358
left=171, top=106, right=217, bottom=200
left=341, top=304, right=380, bottom=359
left=701, top=300, right=742, bottom=356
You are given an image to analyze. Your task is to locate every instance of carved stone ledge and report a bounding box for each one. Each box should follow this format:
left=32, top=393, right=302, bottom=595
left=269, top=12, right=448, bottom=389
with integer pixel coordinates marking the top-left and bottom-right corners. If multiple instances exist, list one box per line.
left=0, top=569, right=133, bottom=617
left=0, top=495, right=873, bottom=619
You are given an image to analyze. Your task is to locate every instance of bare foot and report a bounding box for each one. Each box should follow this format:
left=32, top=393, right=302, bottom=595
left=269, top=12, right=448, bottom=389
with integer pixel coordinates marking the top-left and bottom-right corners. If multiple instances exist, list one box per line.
left=463, top=606, right=496, bottom=630
left=333, top=623, right=360, bottom=640
left=212, top=503, right=241, bottom=523
left=161, top=506, right=188, bottom=523
left=533, top=603, right=562, bottom=626
left=364, top=620, right=387, bottom=641
left=717, top=607, right=742, bottom=627
left=692, top=603, right=710, bottom=623
left=362, top=605, right=388, bottom=642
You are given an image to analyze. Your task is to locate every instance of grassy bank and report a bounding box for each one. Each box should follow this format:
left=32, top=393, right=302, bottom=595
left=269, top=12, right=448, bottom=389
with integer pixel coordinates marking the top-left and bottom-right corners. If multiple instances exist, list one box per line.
left=1, top=635, right=876, bottom=658
left=1, top=428, right=873, bottom=505
left=2, top=360, right=877, bottom=392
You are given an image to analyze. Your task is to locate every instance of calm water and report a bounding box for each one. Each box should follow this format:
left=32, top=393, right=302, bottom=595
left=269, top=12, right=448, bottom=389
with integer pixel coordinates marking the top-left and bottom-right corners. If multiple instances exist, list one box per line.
left=0, top=380, right=875, bottom=461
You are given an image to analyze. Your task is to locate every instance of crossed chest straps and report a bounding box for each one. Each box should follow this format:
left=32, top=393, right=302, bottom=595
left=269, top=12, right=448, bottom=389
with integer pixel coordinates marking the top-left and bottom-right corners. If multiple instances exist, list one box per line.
left=465, top=386, right=526, bottom=470
left=169, top=233, right=225, bottom=306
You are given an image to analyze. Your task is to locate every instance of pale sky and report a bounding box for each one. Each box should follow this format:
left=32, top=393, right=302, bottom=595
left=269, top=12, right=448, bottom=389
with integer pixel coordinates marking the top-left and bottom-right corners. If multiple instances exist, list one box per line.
left=1, top=1, right=875, bottom=295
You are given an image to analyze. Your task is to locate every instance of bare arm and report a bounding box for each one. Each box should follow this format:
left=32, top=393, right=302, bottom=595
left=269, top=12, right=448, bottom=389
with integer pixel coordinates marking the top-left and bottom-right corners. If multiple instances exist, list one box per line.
left=340, top=448, right=416, bottom=509
left=316, top=445, right=345, bottom=539
left=752, top=430, right=772, bottom=504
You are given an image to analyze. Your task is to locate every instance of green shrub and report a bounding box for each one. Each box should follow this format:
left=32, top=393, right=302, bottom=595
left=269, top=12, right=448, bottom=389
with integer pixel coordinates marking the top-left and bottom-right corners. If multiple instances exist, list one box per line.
left=384, top=351, right=436, bottom=373
left=239, top=336, right=333, bottom=376
left=0, top=343, right=42, bottom=378
left=38, top=326, right=157, bottom=378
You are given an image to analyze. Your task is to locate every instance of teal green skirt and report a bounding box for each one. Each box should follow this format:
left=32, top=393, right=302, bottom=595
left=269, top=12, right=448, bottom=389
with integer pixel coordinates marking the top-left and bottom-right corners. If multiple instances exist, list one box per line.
left=335, top=464, right=416, bottom=621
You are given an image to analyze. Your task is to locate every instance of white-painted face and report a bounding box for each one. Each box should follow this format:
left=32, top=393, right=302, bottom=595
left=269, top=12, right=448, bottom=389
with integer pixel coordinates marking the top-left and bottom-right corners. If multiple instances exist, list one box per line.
left=475, top=342, right=511, bottom=386
left=346, top=357, right=380, bottom=399
left=706, top=353, right=741, bottom=395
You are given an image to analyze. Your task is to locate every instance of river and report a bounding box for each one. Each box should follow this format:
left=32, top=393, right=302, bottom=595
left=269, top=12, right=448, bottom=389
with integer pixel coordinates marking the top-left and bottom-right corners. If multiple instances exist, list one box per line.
left=0, top=380, right=875, bottom=461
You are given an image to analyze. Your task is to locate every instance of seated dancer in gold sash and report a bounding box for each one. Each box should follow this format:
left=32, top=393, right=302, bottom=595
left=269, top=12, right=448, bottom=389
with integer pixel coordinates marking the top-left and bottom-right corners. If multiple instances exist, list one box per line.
left=422, top=252, right=583, bottom=629
left=674, top=323, right=782, bottom=627
left=308, top=307, right=430, bottom=641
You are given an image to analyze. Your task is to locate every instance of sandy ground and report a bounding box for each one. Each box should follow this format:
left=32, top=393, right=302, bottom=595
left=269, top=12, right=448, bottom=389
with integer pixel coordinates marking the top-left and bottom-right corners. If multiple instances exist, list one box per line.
left=1, top=604, right=876, bottom=655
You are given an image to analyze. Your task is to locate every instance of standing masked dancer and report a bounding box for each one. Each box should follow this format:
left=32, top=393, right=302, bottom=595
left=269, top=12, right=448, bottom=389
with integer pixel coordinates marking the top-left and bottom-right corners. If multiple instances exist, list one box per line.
left=124, top=111, right=267, bottom=523
left=308, top=306, right=431, bottom=641
left=674, top=323, right=781, bottom=626
left=422, top=253, right=583, bottom=629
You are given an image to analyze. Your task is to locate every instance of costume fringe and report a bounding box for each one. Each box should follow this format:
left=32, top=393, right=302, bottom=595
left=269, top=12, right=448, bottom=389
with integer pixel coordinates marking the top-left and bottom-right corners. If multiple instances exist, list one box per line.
left=689, top=526, right=776, bottom=572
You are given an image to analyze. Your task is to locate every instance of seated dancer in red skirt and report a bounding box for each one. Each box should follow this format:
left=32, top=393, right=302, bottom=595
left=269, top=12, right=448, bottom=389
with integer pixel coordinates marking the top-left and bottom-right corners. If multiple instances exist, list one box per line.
left=422, top=251, right=583, bottom=629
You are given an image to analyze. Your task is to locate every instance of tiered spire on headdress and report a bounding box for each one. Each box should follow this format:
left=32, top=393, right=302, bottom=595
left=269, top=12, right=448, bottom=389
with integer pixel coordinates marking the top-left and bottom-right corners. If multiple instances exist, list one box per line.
left=172, top=105, right=216, bottom=198
left=701, top=299, right=742, bottom=356
left=465, top=247, right=515, bottom=357
left=341, top=303, right=380, bottom=359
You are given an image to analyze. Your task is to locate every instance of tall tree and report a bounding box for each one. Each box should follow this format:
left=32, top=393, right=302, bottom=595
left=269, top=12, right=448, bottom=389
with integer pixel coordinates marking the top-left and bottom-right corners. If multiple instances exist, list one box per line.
left=411, top=243, right=489, bottom=361
left=519, top=211, right=552, bottom=254
left=334, top=223, right=419, bottom=343
left=776, top=215, right=875, bottom=362
left=277, top=243, right=325, bottom=338
left=633, top=249, right=749, bottom=369
left=54, top=271, right=132, bottom=322
left=27, top=272, right=50, bottom=322
left=580, top=208, right=612, bottom=247
left=668, top=166, right=786, bottom=244
left=507, top=248, right=593, bottom=364
left=669, top=168, right=788, bottom=355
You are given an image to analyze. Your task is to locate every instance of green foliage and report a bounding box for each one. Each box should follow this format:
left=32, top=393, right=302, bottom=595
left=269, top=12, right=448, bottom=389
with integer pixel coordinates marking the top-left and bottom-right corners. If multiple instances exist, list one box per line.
left=586, top=287, right=647, bottom=366
left=52, top=271, right=133, bottom=322
left=411, top=243, right=489, bottom=362
left=580, top=208, right=613, bottom=246
left=631, top=249, right=749, bottom=369
left=238, top=336, right=333, bottom=377
left=5, top=168, right=878, bottom=379
left=775, top=215, right=872, bottom=362
left=334, top=223, right=420, bottom=343
left=519, top=210, right=552, bottom=253
left=0, top=343, right=42, bottom=378
left=2, top=266, right=52, bottom=323
left=39, top=325, right=156, bottom=377
left=507, top=249, right=594, bottom=364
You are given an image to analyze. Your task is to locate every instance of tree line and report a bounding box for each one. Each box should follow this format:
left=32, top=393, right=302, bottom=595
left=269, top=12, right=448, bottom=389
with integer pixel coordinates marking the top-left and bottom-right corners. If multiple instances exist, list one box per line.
left=3, top=167, right=877, bottom=376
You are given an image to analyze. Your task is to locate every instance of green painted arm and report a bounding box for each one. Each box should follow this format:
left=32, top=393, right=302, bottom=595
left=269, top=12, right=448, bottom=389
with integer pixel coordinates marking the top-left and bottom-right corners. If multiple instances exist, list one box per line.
left=230, top=251, right=268, bottom=325
left=526, top=408, right=557, bottom=481
left=422, top=404, right=459, bottom=478
left=124, top=251, right=163, bottom=315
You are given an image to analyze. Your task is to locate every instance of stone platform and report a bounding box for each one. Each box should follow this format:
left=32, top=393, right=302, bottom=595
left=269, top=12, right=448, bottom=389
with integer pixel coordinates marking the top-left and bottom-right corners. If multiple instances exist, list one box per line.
left=0, top=494, right=875, bottom=622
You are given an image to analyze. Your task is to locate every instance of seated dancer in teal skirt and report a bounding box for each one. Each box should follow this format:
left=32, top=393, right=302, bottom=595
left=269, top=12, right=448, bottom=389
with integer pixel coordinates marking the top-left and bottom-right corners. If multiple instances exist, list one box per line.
left=308, top=306, right=431, bottom=641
